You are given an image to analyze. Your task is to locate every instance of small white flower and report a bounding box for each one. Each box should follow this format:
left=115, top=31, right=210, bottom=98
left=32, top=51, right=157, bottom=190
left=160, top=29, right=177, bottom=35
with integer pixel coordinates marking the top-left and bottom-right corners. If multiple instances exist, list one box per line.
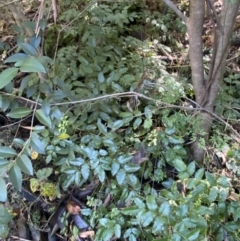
left=151, top=20, right=157, bottom=25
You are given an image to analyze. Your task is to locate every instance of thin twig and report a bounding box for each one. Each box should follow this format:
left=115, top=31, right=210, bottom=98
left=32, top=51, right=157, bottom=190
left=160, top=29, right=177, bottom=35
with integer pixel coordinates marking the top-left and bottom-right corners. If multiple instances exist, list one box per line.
left=53, top=0, right=98, bottom=63
left=10, top=236, right=32, bottom=241
left=162, top=0, right=187, bottom=23
left=0, top=90, right=239, bottom=140
left=0, top=0, right=21, bottom=8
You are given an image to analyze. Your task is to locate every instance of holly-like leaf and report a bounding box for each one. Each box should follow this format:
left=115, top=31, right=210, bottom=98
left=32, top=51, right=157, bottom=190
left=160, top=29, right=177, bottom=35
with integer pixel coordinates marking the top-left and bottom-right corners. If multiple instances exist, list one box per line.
left=111, top=120, right=124, bottom=130
left=9, top=165, right=22, bottom=191
left=141, top=211, right=155, bottom=227
left=97, top=119, right=107, bottom=134
left=124, top=163, right=140, bottom=173
left=7, top=107, right=32, bottom=118
left=16, top=154, right=33, bottom=175
left=81, top=163, right=90, bottom=180
left=152, top=216, right=165, bottom=234
left=116, top=168, right=126, bottom=185
left=115, top=224, right=121, bottom=238
left=187, top=161, right=196, bottom=175
left=0, top=68, right=18, bottom=89
left=146, top=195, right=158, bottom=211
left=111, top=162, right=120, bottom=176
left=173, top=158, right=187, bottom=172
left=36, top=168, right=52, bottom=181
left=133, top=117, right=142, bottom=130
left=143, top=118, right=152, bottom=129
left=159, top=201, right=170, bottom=216
left=195, top=168, right=204, bottom=180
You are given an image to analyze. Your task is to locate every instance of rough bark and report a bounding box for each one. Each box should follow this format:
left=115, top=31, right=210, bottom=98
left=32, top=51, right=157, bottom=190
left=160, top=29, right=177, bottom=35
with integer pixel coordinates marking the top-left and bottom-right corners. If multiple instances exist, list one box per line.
left=190, top=0, right=240, bottom=162
left=162, top=0, right=240, bottom=162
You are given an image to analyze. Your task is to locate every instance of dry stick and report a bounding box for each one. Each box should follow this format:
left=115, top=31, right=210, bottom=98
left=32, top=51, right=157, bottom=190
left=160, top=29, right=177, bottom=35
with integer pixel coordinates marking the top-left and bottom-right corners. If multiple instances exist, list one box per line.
left=0, top=0, right=21, bottom=8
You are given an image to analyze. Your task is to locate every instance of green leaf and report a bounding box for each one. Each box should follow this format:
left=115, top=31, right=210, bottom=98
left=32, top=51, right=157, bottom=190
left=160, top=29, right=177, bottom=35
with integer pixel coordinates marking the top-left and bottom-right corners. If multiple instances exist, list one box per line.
left=0, top=68, right=18, bottom=89
left=141, top=211, right=155, bottom=227
left=30, top=35, right=41, bottom=49
left=81, top=163, right=90, bottom=180
left=4, top=53, right=28, bottom=63
left=165, top=128, right=175, bottom=135
left=144, top=106, right=152, bottom=119
left=0, top=147, right=17, bottom=158
left=146, top=195, right=158, bottom=211
left=121, top=206, right=139, bottom=215
left=118, top=155, right=132, bottom=164
left=7, top=107, right=32, bottom=118
left=97, top=119, right=108, bottom=134
left=143, top=118, right=152, bottom=129
left=159, top=201, right=170, bottom=216
left=195, top=168, right=204, bottom=180
left=186, top=229, right=200, bottom=241
left=9, top=165, right=22, bottom=191
left=133, top=117, right=142, bottom=130
left=111, top=162, right=120, bottom=176
left=111, top=120, right=124, bottom=130
left=42, top=99, right=51, bottom=116
left=187, top=161, right=195, bottom=175
left=168, top=136, right=184, bottom=144
left=16, top=154, right=33, bottom=175
left=20, top=57, right=46, bottom=73
left=20, top=75, right=31, bottom=91
left=19, top=43, right=37, bottom=56
left=30, top=134, right=45, bottom=154
left=134, top=197, right=145, bottom=208
left=0, top=178, right=7, bottom=202
left=152, top=216, right=165, bottom=234
left=127, top=174, right=138, bottom=186
left=124, top=163, right=140, bottom=173
left=35, top=109, right=52, bottom=128
left=208, top=186, right=218, bottom=202
left=36, top=167, right=52, bottom=181
left=116, top=168, right=126, bottom=185
left=114, top=224, right=121, bottom=238
left=98, top=166, right=105, bottom=182
left=0, top=204, right=13, bottom=224
left=173, top=158, right=187, bottom=172
left=98, top=72, right=105, bottom=83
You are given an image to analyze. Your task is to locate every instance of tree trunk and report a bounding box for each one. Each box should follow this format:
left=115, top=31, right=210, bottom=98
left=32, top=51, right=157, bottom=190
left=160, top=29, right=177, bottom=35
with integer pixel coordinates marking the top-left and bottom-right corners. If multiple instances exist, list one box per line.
left=188, top=0, right=240, bottom=162
left=163, top=0, right=240, bottom=162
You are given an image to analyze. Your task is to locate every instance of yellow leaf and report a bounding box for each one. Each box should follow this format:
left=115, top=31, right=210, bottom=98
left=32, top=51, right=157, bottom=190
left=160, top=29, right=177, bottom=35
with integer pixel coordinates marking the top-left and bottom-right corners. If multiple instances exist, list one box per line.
left=58, top=133, right=70, bottom=140
left=30, top=178, right=39, bottom=193
left=31, top=150, right=38, bottom=160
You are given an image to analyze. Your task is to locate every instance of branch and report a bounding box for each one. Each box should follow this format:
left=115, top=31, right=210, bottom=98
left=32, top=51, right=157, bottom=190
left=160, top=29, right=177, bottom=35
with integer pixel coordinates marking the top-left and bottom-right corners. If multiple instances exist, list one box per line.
left=1, top=91, right=240, bottom=140
left=162, top=0, right=187, bottom=23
